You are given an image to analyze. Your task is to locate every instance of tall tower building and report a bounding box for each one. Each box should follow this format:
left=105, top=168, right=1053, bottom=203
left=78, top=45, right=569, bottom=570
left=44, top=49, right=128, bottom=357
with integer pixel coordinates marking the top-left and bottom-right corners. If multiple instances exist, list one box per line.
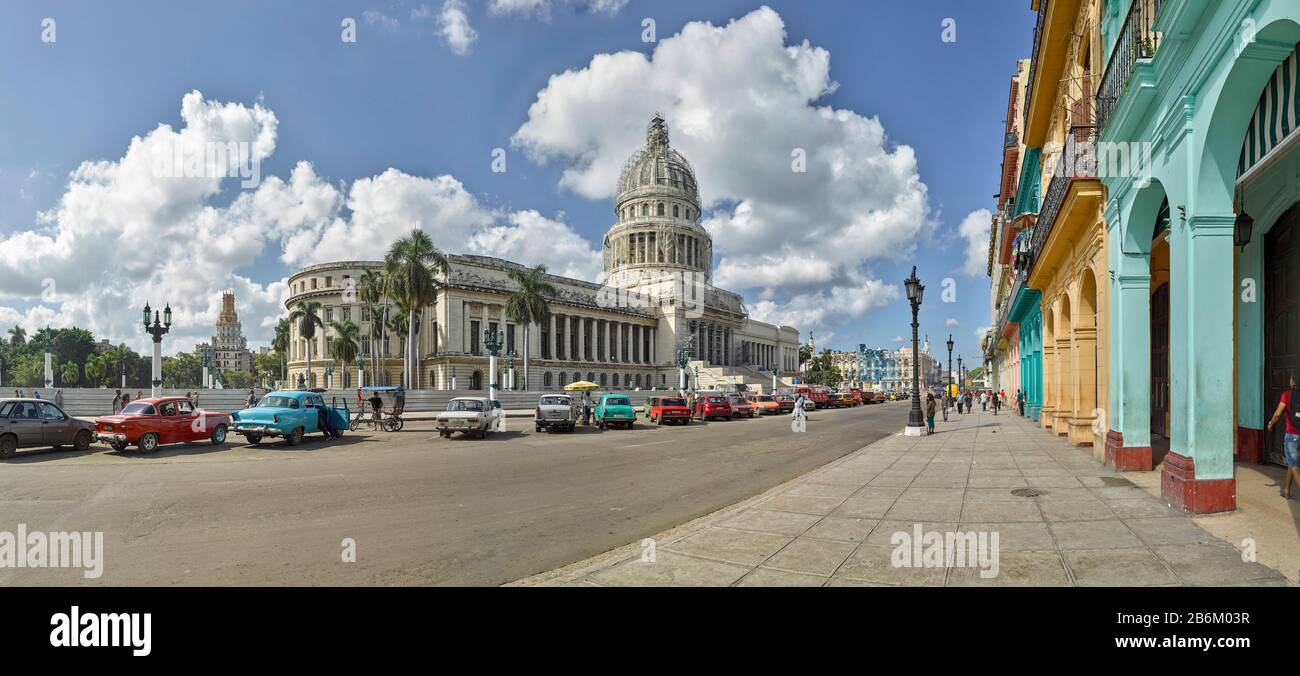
left=212, top=291, right=253, bottom=374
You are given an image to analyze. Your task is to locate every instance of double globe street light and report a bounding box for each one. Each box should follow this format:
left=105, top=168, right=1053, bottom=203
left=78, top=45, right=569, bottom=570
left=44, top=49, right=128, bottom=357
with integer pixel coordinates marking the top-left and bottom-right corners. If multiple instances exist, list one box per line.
left=143, top=302, right=172, bottom=399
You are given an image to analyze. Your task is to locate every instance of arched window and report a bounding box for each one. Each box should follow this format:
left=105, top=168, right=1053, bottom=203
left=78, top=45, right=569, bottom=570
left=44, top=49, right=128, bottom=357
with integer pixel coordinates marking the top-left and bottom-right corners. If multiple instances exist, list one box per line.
left=673, top=204, right=680, bottom=218
left=599, top=373, right=607, bottom=386
left=635, top=374, right=642, bottom=389
left=586, top=372, right=595, bottom=382
left=686, top=209, right=692, bottom=221
left=470, top=370, right=483, bottom=390
left=544, top=372, right=553, bottom=389
left=612, top=373, right=620, bottom=388
left=641, top=203, right=649, bottom=216
left=558, top=371, right=567, bottom=386
left=657, top=202, right=665, bottom=216
left=428, top=370, right=436, bottom=389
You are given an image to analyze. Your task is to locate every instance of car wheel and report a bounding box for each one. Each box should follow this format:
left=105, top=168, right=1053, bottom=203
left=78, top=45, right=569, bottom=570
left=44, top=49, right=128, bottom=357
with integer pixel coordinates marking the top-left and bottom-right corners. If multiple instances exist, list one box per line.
left=210, top=425, right=227, bottom=445
left=286, top=427, right=303, bottom=446
left=439, top=430, right=450, bottom=438
left=536, top=425, right=543, bottom=432
left=656, top=416, right=662, bottom=426
left=74, top=429, right=93, bottom=452
left=139, top=433, right=159, bottom=454
left=111, top=442, right=128, bottom=452
left=0, top=435, right=16, bottom=459
left=246, top=433, right=263, bottom=445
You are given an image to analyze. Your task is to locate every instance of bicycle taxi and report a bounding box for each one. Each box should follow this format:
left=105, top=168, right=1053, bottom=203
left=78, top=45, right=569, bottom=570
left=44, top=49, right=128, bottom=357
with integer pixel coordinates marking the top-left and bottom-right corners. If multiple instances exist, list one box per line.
left=352, top=386, right=406, bottom=432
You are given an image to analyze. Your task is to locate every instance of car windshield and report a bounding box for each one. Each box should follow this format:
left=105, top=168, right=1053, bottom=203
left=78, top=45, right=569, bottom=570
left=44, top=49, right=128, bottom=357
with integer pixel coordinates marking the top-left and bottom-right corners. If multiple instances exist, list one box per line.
left=706, top=397, right=726, bottom=403
left=448, top=399, right=484, bottom=412
left=121, top=402, right=156, bottom=415
left=257, top=396, right=300, bottom=409
left=539, top=396, right=571, bottom=406
left=727, top=396, right=746, bottom=404
left=661, top=398, right=686, bottom=407
left=604, top=397, right=630, bottom=406
left=756, top=396, right=774, bottom=402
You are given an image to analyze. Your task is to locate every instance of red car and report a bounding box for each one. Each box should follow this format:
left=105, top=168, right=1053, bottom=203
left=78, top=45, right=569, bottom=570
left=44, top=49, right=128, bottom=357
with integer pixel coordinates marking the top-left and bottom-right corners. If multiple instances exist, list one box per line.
left=772, top=394, right=796, bottom=413
left=95, top=396, right=232, bottom=453
left=646, top=396, right=692, bottom=425
left=693, top=395, right=732, bottom=421
left=726, top=394, right=756, bottom=418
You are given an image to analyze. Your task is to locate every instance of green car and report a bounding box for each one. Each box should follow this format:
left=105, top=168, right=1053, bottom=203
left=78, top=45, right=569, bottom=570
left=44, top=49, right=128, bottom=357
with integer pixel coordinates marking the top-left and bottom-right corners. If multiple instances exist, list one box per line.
left=594, top=394, right=636, bottom=430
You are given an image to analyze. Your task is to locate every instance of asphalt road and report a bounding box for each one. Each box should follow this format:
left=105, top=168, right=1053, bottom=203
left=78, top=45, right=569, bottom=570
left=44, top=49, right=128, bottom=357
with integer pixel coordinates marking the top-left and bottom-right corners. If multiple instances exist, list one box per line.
left=0, top=401, right=911, bottom=586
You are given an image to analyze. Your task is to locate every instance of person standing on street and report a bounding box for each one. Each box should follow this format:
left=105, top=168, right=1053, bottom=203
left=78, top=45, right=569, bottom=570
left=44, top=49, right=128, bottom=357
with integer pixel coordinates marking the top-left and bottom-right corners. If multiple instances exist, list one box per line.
left=1266, top=371, right=1300, bottom=499
left=925, top=393, right=937, bottom=435
left=941, top=391, right=949, bottom=422
left=112, top=389, right=122, bottom=414
left=54, top=389, right=63, bottom=409
left=246, top=389, right=257, bottom=408
left=980, top=391, right=987, bottom=412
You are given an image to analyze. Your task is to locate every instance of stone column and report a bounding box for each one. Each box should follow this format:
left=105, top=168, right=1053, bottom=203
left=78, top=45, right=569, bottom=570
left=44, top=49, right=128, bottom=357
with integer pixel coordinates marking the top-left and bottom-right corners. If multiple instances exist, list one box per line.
left=549, top=314, right=557, bottom=361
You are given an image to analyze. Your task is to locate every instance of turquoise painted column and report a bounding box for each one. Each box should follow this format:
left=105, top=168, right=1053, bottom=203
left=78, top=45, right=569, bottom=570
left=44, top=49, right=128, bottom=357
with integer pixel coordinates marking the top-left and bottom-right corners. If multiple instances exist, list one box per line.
left=1236, top=225, right=1265, bottom=433
left=1175, top=214, right=1237, bottom=480
left=1113, top=252, right=1152, bottom=449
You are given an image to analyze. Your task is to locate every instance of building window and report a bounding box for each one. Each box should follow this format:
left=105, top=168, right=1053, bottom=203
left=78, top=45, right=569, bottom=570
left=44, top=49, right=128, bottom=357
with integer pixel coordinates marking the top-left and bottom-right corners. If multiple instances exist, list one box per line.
left=506, top=324, right=515, bottom=355
left=673, top=204, right=680, bottom=218
left=600, top=373, right=607, bottom=387
left=471, top=320, right=481, bottom=355
left=361, top=307, right=370, bottom=322
left=558, top=371, right=567, bottom=386
left=429, top=370, right=437, bottom=389
left=544, top=372, right=553, bottom=389
left=325, top=276, right=332, bottom=288
left=641, top=203, right=648, bottom=216
left=470, top=371, right=483, bottom=390
left=342, top=307, right=351, bottom=322
left=311, top=278, right=317, bottom=290
left=325, top=307, right=333, bottom=323
left=431, top=321, right=439, bottom=355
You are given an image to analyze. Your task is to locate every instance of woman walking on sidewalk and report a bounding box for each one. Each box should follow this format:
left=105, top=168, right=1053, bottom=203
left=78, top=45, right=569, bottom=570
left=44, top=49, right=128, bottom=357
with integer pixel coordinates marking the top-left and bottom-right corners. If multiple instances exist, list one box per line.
left=1266, top=371, right=1300, bottom=498
left=925, top=394, right=936, bottom=435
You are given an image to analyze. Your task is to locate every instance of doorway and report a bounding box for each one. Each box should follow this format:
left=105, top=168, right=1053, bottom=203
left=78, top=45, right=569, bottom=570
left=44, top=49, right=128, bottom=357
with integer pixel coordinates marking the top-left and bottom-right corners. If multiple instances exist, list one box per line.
left=1150, top=283, right=1170, bottom=439
left=1265, top=204, right=1299, bottom=465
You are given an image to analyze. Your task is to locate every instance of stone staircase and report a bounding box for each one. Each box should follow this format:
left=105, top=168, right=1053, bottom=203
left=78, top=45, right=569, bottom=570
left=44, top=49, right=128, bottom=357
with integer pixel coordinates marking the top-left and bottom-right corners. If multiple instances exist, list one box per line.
left=687, top=361, right=795, bottom=391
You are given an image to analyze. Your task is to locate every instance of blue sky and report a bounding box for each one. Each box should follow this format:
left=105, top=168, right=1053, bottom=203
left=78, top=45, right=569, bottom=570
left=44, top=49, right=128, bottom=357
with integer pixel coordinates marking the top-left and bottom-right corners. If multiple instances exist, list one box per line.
left=0, top=0, right=1033, bottom=367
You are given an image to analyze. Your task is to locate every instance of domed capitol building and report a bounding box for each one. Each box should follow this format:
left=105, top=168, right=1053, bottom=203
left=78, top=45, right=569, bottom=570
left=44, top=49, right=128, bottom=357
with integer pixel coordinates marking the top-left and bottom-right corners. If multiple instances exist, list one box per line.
left=284, top=115, right=800, bottom=391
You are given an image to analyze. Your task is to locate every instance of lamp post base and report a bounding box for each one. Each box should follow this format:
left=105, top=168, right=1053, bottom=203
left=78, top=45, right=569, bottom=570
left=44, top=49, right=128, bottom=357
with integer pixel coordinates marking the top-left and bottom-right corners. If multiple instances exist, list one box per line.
left=903, top=425, right=926, bottom=437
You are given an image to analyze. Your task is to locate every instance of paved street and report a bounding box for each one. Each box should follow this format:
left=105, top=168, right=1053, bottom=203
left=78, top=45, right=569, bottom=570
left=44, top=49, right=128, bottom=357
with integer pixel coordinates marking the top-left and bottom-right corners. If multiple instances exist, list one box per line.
left=519, top=410, right=1294, bottom=587
left=0, top=402, right=907, bottom=586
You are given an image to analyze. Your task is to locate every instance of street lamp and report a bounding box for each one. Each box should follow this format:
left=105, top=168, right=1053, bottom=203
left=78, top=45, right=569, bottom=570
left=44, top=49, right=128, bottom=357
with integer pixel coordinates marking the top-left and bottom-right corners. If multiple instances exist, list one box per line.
left=958, top=355, right=964, bottom=403
left=506, top=351, right=516, bottom=390
left=483, top=327, right=504, bottom=404
left=143, top=302, right=172, bottom=398
left=946, top=334, right=954, bottom=406
left=903, top=266, right=926, bottom=436
left=677, top=334, right=696, bottom=392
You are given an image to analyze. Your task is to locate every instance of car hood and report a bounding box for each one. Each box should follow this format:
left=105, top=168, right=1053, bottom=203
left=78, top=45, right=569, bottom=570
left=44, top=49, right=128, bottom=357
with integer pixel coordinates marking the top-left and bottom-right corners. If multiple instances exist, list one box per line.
left=439, top=411, right=485, bottom=420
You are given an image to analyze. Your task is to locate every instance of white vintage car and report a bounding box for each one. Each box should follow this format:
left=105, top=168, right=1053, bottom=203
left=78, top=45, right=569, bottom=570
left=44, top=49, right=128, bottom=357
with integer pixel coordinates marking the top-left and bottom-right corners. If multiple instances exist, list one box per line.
left=436, top=397, right=504, bottom=439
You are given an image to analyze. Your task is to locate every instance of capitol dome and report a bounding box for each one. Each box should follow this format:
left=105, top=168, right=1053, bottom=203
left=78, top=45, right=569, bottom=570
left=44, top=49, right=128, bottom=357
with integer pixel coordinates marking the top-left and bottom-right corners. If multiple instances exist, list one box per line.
left=604, top=114, right=711, bottom=286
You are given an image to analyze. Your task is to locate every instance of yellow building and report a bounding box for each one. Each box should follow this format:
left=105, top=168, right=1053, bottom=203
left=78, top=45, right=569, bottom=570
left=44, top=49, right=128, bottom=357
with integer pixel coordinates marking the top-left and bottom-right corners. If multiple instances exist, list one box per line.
left=1018, top=0, right=1110, bottom=452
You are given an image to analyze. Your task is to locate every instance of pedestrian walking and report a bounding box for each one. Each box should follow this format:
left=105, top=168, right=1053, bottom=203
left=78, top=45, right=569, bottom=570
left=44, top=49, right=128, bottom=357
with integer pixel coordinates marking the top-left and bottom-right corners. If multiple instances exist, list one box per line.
left=193, top=391, right=200, bottom=409
left=941, top=392, right=949, bottom=422
left=54, top=389, right=63, bottom=409
left=992, top=392, right=1000, bottom=416
left=1266, top=371, right=1300, bottom=499
left=246, top=389, right=257, bottom=408
left=112, top=389, right=122, bottom=414
left=136, top=390, right=143, bottom=402
left=925, top=394, right=936, bottom=435
left=121, top=392, right=130, bottom=408
left=33, top=390, right=41, bottom=400
left=980, top=391, right=987, bottom=411
left=956, top=392, right=963, bottom=414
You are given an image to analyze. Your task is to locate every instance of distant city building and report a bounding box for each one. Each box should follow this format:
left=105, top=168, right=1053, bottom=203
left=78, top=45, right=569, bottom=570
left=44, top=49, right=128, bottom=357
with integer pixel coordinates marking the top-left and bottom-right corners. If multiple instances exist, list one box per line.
left=93, top=339, right=113, bottom=353
left=210, top=292, right=253, bottom=374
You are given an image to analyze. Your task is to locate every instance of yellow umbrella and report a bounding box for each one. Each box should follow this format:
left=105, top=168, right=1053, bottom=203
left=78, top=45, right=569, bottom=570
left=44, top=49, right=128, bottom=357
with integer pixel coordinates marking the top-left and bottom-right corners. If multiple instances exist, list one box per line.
left=563, top=381, right=600, bottom=391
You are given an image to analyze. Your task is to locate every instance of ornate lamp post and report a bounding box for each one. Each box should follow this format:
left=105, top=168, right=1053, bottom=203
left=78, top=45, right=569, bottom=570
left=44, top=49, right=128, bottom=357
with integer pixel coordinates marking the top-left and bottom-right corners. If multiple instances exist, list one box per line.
left=506, top=351, right=516, bottom=391
left=677, top=334, right=695, bottom=392
left=903, top=266, right=926, bottom=436
left=325, top=364, right=335, bottom=390
left=143, top=303, right=171, bottom=398
left=957, top=355, right=964, bottom=395
left=483, top=327, right=504, bottom=404
left=946, top=334, right=954, bottom=406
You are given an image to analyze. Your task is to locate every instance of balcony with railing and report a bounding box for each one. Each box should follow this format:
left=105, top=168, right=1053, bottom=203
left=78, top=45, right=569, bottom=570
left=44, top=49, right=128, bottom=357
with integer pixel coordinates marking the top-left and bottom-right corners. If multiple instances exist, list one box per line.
left=1096, top=0, right=1164, bottom=134
left=1022, top=1, right=1049, bottom=132
left=1026, top=125, right=1097, bottom=275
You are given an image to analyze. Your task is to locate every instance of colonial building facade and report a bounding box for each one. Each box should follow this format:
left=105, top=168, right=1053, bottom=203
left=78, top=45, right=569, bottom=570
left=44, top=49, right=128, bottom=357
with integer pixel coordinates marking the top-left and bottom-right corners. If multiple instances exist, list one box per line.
left=283, top=115, right=800, bottom=391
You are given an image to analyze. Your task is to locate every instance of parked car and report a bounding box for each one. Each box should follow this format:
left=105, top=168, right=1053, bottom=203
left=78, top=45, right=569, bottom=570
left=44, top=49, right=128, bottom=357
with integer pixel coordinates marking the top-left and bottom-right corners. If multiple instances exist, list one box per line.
left=0, top=398, right=96, bottom=459
left=772, top=393, right=796, bottom=414
left=535, top=394, right=579, bottom=433
left=438, top=396, right=504, bottom=438
left=594, top=394, right=637, bottom=429
left=801, top=398, right=817, bottom=412
left=230, top=390, right=348, bottom=445
left=693, top=395, right=733, bottom=421
left=726, top=394, right=756, bottom=418
left=830, top=392, right=856, bottom=408
left=94, top=396, right=231, bottom=453
left=747, top=394, right=781, bottom=415
left=646, top=396, right=692, bottom=425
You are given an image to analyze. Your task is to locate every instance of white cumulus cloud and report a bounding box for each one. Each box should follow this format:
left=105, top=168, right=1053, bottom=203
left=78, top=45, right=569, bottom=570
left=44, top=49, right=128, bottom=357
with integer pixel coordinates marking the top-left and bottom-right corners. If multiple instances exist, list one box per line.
left=958, top=208, right=993, bottom=277
left=437, top=1, right=478, bottom=55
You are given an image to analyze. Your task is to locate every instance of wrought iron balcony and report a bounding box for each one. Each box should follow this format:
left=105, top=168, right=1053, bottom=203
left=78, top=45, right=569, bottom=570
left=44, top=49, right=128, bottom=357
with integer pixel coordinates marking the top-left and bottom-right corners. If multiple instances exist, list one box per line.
left=1027, top=125, right=1096, bottom=275
left=1022, top=0, right=1049, bottom=132
left=1096, top=0, right=1164, bottom=134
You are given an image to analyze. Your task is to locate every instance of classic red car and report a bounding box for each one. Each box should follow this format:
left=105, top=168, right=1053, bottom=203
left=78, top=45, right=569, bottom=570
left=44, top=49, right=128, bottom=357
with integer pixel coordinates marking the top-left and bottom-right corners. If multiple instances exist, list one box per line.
left=95, top=396, right=232, bottom=453
left=726, top=394, right=756, bottom=418
left=772, top=393, right=796, bottom=413
left=692, top=395, right=732, bottom=421
left=646, top=396, right=692, bottom=425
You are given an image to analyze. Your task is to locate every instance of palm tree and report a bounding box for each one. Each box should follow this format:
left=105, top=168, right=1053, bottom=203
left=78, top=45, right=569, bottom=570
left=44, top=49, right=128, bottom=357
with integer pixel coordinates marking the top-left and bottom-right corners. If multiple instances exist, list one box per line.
left=60, top=362, right=79, bottom=387
left=112, top=343, right=132, bottom=388
left=272, top=317, right=291, bottom=387
left=798, top=344, right=813, bottom=372
left=7, top=325, right=25, bottom=345
left=383, top=229, right=450, bottom=389
left=505, top=264, right=556, bottom=390
left=288, top=300, right=325, bottom=389
left=85, top=354, right=107, bottom=387
left=329, top=319, right=360, bottom=389
left=357, top=269, right=385, bottom=384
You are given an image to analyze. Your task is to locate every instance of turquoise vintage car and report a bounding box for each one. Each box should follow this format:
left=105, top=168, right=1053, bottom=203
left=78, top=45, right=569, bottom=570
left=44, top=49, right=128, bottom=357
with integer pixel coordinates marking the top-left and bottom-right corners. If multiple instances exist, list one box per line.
left=593, top=394, right=636, bottom=430
left=230, top=390, right=350, bottom=445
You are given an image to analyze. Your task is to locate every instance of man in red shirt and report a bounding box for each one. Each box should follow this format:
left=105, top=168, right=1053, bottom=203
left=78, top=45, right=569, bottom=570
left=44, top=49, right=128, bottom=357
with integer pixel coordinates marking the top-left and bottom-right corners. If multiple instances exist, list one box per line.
left=1266, top=372, right=1300, bottom=498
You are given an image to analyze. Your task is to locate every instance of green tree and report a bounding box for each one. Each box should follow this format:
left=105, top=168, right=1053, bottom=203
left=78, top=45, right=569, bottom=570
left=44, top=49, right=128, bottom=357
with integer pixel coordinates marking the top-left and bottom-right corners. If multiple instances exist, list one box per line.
left=12, top=354, right=44, bottom=388
left=288, top=300, right=324, bottom=388
left=224, top=370, right=252, bottom=389
left=329, top=319, right=360, bottom=389
left=253, top=352, right=281, bottom=388
left=7, top=325, right=26, bottom=346
left=504, top=264, right=556, bottom=391
left=163, top=352, right=202, bottom=388
left=357, top=269, right=385, bottom=383
left=85, top=353, right=108, bottom=387
left=60, top=361, right=79, bottom=387
left=272, top=316, right=292, bottom=385
left=383, top=229, right=449, bottom=389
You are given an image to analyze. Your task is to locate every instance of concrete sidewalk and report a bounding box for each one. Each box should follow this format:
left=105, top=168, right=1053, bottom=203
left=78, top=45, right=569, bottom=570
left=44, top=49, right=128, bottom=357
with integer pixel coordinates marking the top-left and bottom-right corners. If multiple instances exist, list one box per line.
left=513, top=410, right=1293, bottom=587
